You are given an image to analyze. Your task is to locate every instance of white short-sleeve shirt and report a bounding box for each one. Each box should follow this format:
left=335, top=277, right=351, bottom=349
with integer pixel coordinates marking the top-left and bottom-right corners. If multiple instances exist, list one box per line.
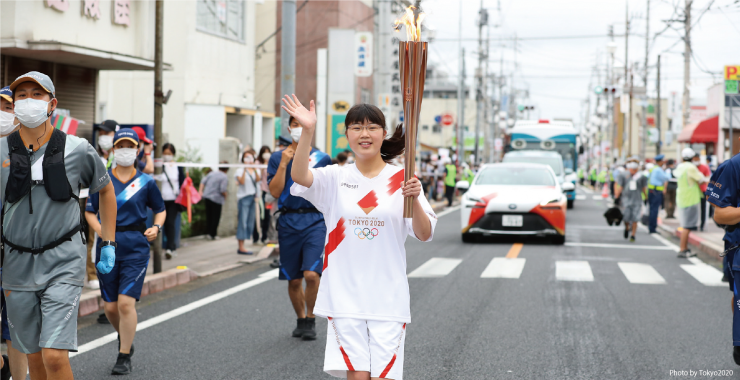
left=291, top=163, right=437, bottom=323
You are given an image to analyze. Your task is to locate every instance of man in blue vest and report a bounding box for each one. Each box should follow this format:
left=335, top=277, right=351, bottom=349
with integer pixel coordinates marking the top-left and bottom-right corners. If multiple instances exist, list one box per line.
left=647, top=154, right=671, bottom=233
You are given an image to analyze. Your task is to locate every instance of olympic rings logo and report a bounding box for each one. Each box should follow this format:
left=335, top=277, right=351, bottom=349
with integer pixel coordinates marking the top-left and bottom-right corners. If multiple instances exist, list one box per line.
left=355, top=228, right=379, bottom=240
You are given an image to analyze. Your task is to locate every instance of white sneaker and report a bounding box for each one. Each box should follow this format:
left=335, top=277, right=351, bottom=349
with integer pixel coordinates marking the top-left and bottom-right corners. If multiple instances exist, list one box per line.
left=88, top=280, right=100, bottom=290
left=165, top=249, right=172, bottom=260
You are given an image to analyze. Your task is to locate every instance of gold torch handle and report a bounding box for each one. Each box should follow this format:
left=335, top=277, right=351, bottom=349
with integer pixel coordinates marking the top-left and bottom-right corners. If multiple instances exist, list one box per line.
left=401, top=41, right=427, bottom=218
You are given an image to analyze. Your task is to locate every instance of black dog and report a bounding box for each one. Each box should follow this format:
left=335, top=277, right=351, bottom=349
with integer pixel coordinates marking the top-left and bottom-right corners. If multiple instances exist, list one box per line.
left=604, top=207, right=623, bottom=226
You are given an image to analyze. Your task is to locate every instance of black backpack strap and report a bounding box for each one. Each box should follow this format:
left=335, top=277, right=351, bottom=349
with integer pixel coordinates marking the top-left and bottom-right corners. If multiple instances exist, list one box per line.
left=3, top=224, right=82, bottom=255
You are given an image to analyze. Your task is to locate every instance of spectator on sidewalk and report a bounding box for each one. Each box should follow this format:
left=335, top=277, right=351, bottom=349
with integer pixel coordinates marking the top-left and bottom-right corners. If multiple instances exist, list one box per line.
left=697, top=154, right=712, bottom=231
left=267, top=115, right=331, bottom=341
left=160, top=143, right=185, bottom=259
left=674, top=148, right=709, bottom=258
left=665, top=159, right=678, bottom=218
left=648, top=154, right=671, bottom=234
left=131, top=126, right=154, bottom=175
left=615, top=158, right=647, bottom=242
left=236, top=150, right=260, bottom=254
left=199, top=162, right=229, bottom=240
left=443, top=157, right=457, bottom=207
left=336, top=151, right=348, bottom=167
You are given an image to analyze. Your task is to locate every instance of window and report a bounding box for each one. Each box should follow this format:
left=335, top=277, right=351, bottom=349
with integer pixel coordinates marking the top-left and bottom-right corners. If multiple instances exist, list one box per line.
left=422, top=125, right=429, bottom=131
left=197, top=0, right=245, bottom=42
left=432, top=124, right=441, bottom=133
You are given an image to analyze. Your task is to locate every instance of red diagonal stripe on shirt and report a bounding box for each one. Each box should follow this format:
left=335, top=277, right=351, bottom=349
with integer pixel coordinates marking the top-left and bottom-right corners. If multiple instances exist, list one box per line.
left=323, top=217, right=346, bottom=271
left=358, top=190, right=379, bottom=209
left=387, top=169, right=405, bottom=195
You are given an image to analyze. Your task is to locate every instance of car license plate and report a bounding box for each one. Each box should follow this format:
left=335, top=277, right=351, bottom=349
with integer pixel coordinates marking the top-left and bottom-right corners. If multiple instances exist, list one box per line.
left=502, top=215, right=523, bottom=227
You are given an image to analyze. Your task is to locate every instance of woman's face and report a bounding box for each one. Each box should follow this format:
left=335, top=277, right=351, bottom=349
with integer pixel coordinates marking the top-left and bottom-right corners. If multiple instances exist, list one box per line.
left=345, top=120, right=385, bottom=161
left=163, top=148, right=174, bottom=156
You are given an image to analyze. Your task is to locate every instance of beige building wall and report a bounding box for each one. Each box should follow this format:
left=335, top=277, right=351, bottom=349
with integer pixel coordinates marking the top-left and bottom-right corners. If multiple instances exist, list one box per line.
left=417, top=98, right=477, bottom=148
left=622, top=97, right=671, bottom=160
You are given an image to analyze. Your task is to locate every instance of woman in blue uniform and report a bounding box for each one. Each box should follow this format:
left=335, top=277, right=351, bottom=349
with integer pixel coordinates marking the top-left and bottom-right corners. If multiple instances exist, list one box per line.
left=85, top=129, right=166, bottom=375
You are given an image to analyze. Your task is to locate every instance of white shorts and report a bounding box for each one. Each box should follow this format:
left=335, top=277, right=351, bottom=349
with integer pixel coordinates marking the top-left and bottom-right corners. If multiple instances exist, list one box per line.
left=324, top=317, right=407, bottom=380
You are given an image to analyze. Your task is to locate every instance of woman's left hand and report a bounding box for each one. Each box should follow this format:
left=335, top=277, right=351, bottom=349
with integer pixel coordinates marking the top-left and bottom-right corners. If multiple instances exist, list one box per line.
left=402, top=177, right=422, bottom=198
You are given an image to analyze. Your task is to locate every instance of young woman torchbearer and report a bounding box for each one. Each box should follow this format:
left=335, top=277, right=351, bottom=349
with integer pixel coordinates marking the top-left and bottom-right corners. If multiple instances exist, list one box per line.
left=282, top=95, right=436, bottom=380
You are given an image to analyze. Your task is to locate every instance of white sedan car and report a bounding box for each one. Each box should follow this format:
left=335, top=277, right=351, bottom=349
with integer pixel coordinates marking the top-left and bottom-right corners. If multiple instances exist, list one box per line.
left=456, top=163, right=574, bottom=244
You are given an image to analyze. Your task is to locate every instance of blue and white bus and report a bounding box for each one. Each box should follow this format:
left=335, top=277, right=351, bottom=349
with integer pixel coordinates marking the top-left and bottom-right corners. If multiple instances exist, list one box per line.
left=507, top=120, right=580, bottom=207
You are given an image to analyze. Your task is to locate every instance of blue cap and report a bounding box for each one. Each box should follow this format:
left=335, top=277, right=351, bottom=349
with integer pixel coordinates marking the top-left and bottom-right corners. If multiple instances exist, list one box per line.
left=113, top=128, right=139, bottom=146
left=655, top=154, right=665, bottom=161
left=0, top=86, right=12, bottom=103
left=278, top=135, right=292, bottom=146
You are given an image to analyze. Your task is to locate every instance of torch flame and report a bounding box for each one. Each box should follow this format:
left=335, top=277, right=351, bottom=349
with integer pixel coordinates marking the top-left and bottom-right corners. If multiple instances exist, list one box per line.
left=394, top=6, right=425, bottom=42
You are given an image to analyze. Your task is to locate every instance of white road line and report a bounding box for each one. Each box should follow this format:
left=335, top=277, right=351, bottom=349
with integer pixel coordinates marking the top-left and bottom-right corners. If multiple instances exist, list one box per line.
left=650, top=232, right=680, bottom=252
left=581, top=187, right=594, bottom=194
left=576, top=195, right=586, bottom=200
left=565, top=242, right=673, bottom=250
left=618, top=262, right=666, bottom=284
left=70, top=269, right=280, bottom=358
left=435, top=205, right=460, bottom=218
left=556, top=260, right=594, bottom=282
left=681, top=262, right=725, bottom=286
left=480, top=257, right=526, bottom=279
left=592, top=195, right=604, bottom=200
left=408, top=258, right=462, bottom=278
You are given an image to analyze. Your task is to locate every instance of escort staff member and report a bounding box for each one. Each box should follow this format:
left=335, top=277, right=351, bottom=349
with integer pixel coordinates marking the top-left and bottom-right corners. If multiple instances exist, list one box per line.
left=0, top=84, right=28, bottom=380
left=268, top=114, right=332, bottom=341
left=674, top=148, right=708, bottom=258
left=85, top=129, right=165, bottom=375
left=647, top=154, right=671, bottom=233
left=705, top=145, right=740, bottom=365
left=284, top=97, right=436, bottom=380
left=2, top=71, right=117, bottom=380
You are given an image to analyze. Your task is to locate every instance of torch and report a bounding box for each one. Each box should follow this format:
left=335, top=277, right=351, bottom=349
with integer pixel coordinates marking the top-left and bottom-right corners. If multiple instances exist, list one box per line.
left=396, top=6, right=427, bottom=218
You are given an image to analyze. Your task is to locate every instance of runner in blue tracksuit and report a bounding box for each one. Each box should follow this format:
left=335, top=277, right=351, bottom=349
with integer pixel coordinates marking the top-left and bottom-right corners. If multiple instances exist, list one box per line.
left=705, top=151, right=740, bottom=366
left=85, top=129, right=166, bottom=375
left=267, top=115, right=332, bottom=341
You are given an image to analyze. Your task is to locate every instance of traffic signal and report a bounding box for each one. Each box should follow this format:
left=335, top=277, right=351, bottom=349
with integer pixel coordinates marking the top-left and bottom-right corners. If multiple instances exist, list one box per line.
left=602, top=87, right=618, bottom=95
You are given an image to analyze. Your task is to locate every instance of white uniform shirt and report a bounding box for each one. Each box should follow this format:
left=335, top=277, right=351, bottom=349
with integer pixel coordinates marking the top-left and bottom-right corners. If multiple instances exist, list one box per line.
left=291, top=163, right=437, bottom=323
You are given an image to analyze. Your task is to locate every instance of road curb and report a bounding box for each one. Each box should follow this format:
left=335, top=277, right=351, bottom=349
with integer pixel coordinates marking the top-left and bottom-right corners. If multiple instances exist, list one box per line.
left=656, top=222, right=724, bottom=261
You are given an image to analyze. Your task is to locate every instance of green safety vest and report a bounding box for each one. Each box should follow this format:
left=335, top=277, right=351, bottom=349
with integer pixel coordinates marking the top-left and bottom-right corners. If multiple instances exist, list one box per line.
left=445, top=164, right=457, bottom=187
left=464, top=168, right=475, bottom=185
left=597, top=170, right=607, bottom=183
left=577, top=168, right=584, bottom=179
left=647, top=166, right=664, bottom=191
left=590, top=169, right=597, bottom=180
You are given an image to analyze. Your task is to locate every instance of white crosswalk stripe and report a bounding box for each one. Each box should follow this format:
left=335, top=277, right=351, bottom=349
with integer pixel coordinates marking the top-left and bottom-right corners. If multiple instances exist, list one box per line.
left=408, top=258, right=462, bottom=278
left=681, top=257, right=725, bottom=286
left=618, top=262, right=666, bottom=284
left=556, top=260, right=594, bottom=282
left=576, top=195, right=586, bottom=200
left=480, top=257, right=526, bottom=279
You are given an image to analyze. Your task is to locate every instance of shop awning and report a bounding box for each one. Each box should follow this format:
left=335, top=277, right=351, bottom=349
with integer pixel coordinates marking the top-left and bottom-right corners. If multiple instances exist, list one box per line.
left=1, top=39, right=172, bottom=71
left=678, top=115, right=719, bottom=143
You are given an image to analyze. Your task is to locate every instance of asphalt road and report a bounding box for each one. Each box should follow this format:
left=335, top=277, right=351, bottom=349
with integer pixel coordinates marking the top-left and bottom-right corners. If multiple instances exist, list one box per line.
left=68, top=186, right=735, bottom=380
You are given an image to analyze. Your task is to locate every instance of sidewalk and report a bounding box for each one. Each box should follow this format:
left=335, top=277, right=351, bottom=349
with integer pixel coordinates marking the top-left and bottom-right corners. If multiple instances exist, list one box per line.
left=656, top=208, right=725, bottom=261
left=78, top=198, right=455, bottom=317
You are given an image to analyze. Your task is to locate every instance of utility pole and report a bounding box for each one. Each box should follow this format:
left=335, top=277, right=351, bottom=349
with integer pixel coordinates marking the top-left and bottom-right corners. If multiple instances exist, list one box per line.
left=456, top=0, right=465, bottom=166
left=656, top=54, right=662, bottom=155
left=643, top=0, right=650, bottom=87
left=152, top=0, right=164, bottom=274
left=624, top=1, right=629, bottom=86
left=628, top=73, right=634, bottom=156
left=280, top=0, right=296, bottom=138
left=682, top=0, right=692, bottom=129
left=474, top=2, right=487, bottom=166
left=483, top=20, right=491, bottom=163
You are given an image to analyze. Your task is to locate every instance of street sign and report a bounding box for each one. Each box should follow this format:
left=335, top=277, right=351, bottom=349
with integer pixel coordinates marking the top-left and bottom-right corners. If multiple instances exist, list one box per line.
left=434, top=115, right=442, bottom=123
left=726, top=66, right=740, bottom=80
left=727, top=80, right=739, bottom=95
left=354, top=32, right=373, bottom=77
left=441, top=113, right=454, bottom=126
left=494, top=138, right=503, bottom=151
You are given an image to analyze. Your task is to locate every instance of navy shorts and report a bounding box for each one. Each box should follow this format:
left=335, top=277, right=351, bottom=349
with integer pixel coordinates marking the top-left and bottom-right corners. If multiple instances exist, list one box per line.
left=97, top=256, right=149, bottom=302
left=1, top=292, right=10, bottom=342
left=277, top=223, right=326, bottom=281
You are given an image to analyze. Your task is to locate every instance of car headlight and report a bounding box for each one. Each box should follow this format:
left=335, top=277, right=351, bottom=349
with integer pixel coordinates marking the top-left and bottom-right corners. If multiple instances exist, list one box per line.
left=539, top=196, right=564, bottom=207
left=465, top=194, right=483, bottom=204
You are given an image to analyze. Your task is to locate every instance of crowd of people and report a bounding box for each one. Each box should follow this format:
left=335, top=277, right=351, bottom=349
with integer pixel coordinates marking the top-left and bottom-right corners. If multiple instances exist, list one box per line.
left=0, top=69, right=440, bottom=379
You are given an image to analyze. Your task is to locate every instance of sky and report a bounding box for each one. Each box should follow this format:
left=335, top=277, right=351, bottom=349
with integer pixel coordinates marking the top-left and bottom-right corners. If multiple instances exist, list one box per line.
left=419, top=0, right=740, bottom=127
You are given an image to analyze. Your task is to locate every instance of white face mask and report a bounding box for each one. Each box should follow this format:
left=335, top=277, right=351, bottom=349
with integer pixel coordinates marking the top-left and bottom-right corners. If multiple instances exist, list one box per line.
left=14, top=98, right=51, bottom=129
left=98, top=135, right=114, bottom=151
left=347, top=156, right=355, bottom=164
left=693, top=160, right=700, bottom=166
left=163, top=155, right=174, bottom=162
left=262, top=153, right=271, bottom=161
left=243, top=155, right=254, bottom=164
left=290, top=127, right=302, bottom=142
left=115, top=148, right=138, bottom=167
left=0, top=111, right=17, bottom=135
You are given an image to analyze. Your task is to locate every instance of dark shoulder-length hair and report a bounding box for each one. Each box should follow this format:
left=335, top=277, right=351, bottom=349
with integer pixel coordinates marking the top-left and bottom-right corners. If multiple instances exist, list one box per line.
left=344, top=103, right=404, bottom=163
